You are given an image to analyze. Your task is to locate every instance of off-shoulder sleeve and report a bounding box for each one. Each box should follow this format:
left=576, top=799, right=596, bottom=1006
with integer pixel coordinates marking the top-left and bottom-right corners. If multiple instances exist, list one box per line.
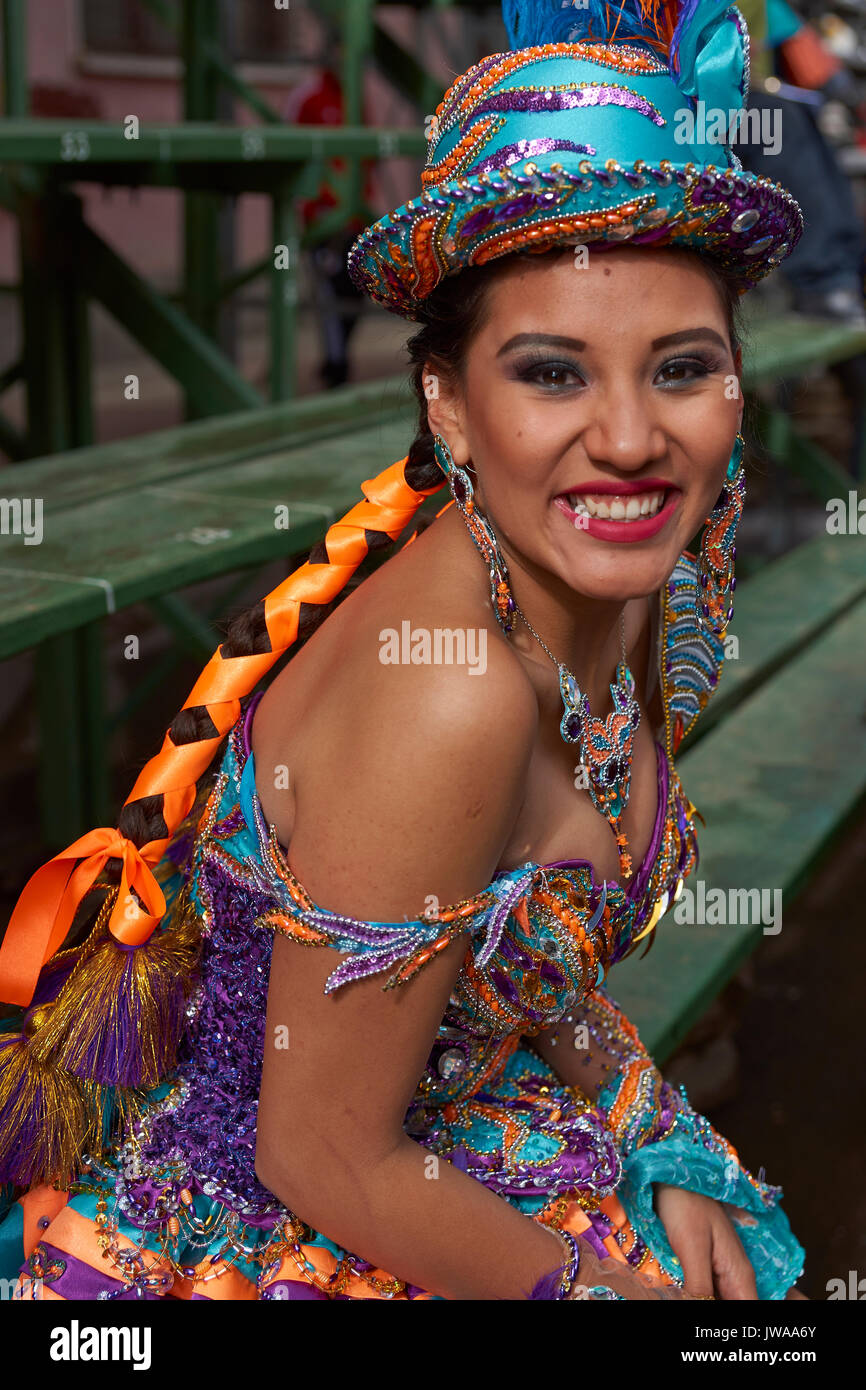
left=242, top=787, right=544, bottom=996
left=584, top=984, right=805, bottom=1299
left=249, top=846, right=498, bottom=994
left=211, top=723, right=557, bottom=997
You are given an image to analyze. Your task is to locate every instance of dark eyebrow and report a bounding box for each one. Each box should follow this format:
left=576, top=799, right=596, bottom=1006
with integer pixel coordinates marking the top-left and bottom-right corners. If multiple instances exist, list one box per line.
left=496, top=333, right=585, bottom=356
left=650, top=327, right=729, bottom=351
left=495, top=327, right=729, bottom=356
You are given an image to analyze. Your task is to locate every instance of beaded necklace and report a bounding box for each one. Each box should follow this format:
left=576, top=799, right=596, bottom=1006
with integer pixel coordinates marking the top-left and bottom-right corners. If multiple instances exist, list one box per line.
left=512, top=604, right=640, bottom=881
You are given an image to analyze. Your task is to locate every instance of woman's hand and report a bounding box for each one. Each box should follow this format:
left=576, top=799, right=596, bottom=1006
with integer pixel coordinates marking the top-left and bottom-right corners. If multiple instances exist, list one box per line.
left=653, top=1183, right=759, bottom=1299
left=570, top=1234, right=719, bottom=1301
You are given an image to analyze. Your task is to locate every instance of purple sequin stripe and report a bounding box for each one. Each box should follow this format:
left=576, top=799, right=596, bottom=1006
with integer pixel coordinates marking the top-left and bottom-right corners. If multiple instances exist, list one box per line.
left=448, top=1089, right=620, bottom=1203
left=20, top=1243, right=164, bottom=1301
left=460, top=189, right=551, bottom=240
left=475, top=864, right=540, bottom=969
left=466, top=86, right=665, bottom=130
left=242, top=690, right=264, bottom=754
left=435, top=50, right=506, bottom=136
left=129, top=846, right=282, bottom=1215
left=646, top=1080, right=681, bottom=1147
left=467, top=136, right=597, bottom=176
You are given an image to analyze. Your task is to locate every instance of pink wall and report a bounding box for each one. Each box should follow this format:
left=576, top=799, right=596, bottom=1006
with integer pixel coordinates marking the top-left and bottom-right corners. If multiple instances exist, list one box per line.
left=0, top=0, right=437, bottom=286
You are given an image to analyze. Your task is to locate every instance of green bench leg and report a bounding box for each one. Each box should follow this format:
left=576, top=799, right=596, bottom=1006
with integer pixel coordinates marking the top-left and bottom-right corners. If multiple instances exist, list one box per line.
left=270, top=182, right=299, bottom=402
left=35, top=622, right=108, bottom=847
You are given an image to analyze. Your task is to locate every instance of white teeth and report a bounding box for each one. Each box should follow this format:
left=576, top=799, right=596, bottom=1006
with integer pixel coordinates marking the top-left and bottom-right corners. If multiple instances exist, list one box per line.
left=565, top=489, right=667, bottom=521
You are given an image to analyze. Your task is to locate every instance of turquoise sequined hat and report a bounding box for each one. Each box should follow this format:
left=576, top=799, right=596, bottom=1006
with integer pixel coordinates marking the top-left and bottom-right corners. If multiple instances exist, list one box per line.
left=348, top=0, right=804, bottom=318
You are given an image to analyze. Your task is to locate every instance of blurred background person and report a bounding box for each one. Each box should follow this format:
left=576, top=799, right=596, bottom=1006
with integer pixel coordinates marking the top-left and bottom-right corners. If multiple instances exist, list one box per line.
left=735, top=0, right=866, bottom=327
left=283, top=61, right=369, bottom=387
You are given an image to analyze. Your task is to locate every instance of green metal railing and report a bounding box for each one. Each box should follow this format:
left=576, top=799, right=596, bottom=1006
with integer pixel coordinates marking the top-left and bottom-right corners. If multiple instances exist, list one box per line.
left=0, top=0, right=464, bottom=456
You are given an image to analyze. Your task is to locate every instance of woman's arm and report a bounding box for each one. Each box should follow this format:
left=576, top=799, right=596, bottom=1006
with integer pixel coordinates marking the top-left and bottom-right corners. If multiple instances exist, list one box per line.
left=253, top=637, right=688, bottom=1300
left=256, top=929, right=570, bottom=1300
left=255, top=640, right=570, bottom=1299
left=526, top=987, right=666, bottom=1141
left=256, top=932, right=699, bottom=1301
left=526, top=990, right=801, bottom=1299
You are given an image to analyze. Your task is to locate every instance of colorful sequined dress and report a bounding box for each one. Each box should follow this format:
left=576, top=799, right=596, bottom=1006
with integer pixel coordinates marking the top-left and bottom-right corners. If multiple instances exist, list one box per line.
left=0, top=553, right=805, bottom=1301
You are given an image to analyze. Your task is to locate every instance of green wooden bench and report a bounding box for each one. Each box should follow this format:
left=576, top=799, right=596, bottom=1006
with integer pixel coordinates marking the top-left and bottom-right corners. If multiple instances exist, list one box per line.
left=0, top=376, right=417, bottom=842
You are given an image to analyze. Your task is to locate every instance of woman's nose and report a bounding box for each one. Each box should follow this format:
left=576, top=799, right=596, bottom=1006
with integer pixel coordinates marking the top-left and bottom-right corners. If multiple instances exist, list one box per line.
left=578, top=398, right=667, bottom=474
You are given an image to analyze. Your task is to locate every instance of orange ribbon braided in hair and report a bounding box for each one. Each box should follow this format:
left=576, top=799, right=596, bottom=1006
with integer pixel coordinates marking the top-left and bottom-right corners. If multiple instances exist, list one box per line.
left=0, top=456, right=447, bottom=1007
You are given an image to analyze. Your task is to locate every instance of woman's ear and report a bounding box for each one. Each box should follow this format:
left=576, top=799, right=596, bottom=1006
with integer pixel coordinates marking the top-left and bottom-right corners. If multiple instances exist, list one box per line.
left=422, top=360, right=471, bottom=467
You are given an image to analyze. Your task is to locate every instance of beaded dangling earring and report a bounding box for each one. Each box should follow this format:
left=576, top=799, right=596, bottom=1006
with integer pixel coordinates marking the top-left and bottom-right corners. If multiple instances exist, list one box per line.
left=696, top=431, right=746, bottom=639
left=433, top=433, right=516, bottom=633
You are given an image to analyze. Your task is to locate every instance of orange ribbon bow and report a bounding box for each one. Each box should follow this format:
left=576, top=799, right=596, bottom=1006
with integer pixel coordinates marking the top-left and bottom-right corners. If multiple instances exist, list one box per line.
left=0, top=827, right=171, bottom=1008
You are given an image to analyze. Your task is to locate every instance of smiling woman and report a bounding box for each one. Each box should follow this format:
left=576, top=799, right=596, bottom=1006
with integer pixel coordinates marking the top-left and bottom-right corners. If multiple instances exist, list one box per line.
left=405, top=243, right=745, bottom=887
left=1, top=1, right=808, bottom=1303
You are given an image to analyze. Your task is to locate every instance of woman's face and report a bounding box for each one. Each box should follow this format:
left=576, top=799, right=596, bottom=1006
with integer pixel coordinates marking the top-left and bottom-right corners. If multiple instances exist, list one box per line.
left=428, top=245, right=743, bottom=605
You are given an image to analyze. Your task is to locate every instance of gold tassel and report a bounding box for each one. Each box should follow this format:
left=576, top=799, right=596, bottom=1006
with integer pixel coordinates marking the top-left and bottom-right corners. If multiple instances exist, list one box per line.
left=0, top=1019, right=152, bottom=1188
left=0, top=1022, right=102, bottom=1188
left=0, top=877, right=202, bottom=1188
left=30, top=881, right=202, bottom=1090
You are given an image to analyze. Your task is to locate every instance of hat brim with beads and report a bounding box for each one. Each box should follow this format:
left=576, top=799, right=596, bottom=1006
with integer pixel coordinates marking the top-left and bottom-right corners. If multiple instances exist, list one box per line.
left=348, top=1, right=804, bottom=319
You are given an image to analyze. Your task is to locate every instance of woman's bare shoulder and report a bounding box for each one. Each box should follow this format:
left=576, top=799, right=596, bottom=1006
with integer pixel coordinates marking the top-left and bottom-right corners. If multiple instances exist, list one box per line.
left=253, top=532, right=540, bottom=918
left=268, top=517, right=537, bottom=745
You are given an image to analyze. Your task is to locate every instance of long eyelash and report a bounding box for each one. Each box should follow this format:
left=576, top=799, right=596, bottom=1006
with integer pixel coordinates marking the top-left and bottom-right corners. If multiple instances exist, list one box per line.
left=512, top=356, right=582, bottom=382
left=660, top=354, right=722, bottom=378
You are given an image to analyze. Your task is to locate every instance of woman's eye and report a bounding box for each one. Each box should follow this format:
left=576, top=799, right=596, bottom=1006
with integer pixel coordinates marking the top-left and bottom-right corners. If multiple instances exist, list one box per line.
left=519, top=361, right=583, bottom=390
left=656, top=356, right=717, bottom=386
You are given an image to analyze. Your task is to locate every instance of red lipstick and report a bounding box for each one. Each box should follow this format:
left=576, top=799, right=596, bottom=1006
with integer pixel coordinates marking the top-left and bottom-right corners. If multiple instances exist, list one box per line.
left=554, top=482, right=681, bottom=543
